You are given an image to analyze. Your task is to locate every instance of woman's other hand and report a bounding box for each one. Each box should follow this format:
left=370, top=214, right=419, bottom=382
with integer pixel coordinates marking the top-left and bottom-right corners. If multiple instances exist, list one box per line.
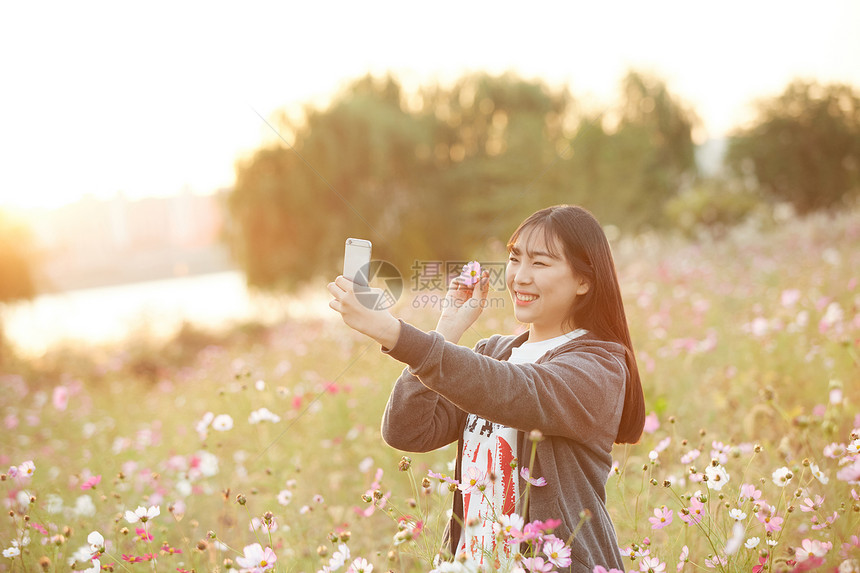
left=327, top=276, right=401, bottom=349
left=435, top=271, right=490, bottom=343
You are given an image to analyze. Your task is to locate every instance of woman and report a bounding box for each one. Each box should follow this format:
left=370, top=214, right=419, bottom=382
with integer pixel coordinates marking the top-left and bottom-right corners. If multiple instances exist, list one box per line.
left=327, top=205, right=644, bottom=572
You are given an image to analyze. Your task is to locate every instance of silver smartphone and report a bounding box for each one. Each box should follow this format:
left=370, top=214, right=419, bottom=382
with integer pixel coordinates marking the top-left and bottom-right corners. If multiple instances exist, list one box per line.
left=343, top=238, right=372, bottom=286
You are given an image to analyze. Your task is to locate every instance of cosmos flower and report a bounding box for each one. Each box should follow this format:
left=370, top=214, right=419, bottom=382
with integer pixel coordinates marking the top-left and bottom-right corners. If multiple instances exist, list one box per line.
left=459, top=261, right=481, bottom=286
left=520, top=467, right=547, bottom=486
left=124, top=505, right=160, bottom=524
left=235, top=543, right=277, bottom=572
left=649, top=506, right=673, bottom=530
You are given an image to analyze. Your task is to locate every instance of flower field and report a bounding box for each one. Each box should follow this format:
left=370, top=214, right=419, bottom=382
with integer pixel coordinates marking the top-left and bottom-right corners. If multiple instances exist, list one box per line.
left=2, top=208, right=859, bottom=573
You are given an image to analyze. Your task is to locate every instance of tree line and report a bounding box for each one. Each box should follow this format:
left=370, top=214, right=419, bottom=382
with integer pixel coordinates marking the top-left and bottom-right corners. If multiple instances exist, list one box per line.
left=2, top=71, right=859, bottom=309
left=226, top=71, right=860, bottom=290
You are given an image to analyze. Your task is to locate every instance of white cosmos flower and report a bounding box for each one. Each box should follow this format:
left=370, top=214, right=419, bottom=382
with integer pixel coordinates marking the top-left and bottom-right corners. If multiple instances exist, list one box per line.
left=772, top=467, right=793, bottom=487
left=810, top=463, right=829, bottom=485
left=745, top=537, right=760, bottom=549
left=87, top=531, right=104, bottom=554
left=705, top=464, right=730, bottom=491
left=3, top=547, right=20, bottom=558
left=124, top=505, right=160, bottom=523
left=729, top=509, right=747, bottom=521
left=211, top=414, right=234, bottom=431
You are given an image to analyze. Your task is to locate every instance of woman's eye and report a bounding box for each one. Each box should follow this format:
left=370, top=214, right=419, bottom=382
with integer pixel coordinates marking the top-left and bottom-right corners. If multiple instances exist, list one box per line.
left=508, top=256, right=518, bottom=262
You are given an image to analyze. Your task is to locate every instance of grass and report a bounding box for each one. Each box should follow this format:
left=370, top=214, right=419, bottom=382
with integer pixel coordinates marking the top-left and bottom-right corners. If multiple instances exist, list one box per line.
left=1, top=207, right=859, bottom=572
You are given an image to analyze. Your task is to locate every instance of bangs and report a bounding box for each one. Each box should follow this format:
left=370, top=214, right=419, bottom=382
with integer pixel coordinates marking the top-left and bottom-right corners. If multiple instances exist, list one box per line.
left=506, top=218, right=563, bottom=259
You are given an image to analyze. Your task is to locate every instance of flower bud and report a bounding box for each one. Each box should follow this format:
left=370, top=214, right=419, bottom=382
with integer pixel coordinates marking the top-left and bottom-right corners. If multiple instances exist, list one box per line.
left=236, top=494, right=246, bottom=505
left=317, top=545, right=328, bottom=557
left=529, top=429, right=544, bottom=442
left=398, top=456, right=412, bottom=471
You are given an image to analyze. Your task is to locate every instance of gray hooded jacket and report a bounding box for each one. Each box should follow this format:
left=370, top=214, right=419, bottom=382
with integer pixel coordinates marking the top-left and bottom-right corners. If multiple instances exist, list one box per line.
left=381, top=320, right=628, bottom=572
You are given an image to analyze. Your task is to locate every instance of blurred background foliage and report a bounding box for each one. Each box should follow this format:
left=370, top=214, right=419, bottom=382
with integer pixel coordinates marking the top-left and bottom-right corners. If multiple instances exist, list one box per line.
left=2, top=72, right=859, bottom=299
left=726, top=80, right=860, bottom=214
left=226, top=71, right=860, bottom=291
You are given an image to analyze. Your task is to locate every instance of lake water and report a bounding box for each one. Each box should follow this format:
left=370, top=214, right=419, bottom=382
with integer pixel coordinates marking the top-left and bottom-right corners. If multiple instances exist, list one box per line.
left=3, top=270, right=332, bottom=357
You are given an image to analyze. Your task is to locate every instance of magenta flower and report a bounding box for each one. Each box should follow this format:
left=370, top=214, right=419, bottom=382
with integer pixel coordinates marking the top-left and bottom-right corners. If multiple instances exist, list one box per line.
left=648, top=506, right=673, bottom=530
left=521, top=467, right=547, bottom=486
left=235, top=543, right=276, bottom=572
left=81, top=475, right=102, bottom=490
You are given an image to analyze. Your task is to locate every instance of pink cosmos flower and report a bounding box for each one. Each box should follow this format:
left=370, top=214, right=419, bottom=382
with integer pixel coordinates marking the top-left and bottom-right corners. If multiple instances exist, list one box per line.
left=643, top=412, right=660, bottom=434
left=542, top=536, right=572, bottom=568
left=236, top=543, right=278, bottom=573
left=639, top=556, right=666, bottom=572
left=81, top=475, right=102, bottom=490
left=679, top=498, right=705, bottom=526
left=346, top=557, right=373, bottom=573
left=811, top=511, right=838, bottom=530
left=739, top=483, right=762, bottom=503
left=52, top=386, right=69, bottom=411
left=521, top=467, right=547, bottom=486
left=427, top=469, right=459, bottom=487
left=521, top=556, right=554, bottom=572
left=458, top=467, right=488, bottom=495
left=459, top=261, right=482, bottom=286
left=494, top=513, right=525, bottom=539
left=676, top=545, right=689, bottom=571
left=800, top=494, right=824, bottom=512
left=649, top=506, right=673, bottom=530
left=236, top=543, right=277, bottom=572
left=17, top=460, right=35, bottom=479
left=840, top=535, right=860, bottom=558
left=756, top=509, right=783, bottom=533
left=795, top=539, right=832, bottom=562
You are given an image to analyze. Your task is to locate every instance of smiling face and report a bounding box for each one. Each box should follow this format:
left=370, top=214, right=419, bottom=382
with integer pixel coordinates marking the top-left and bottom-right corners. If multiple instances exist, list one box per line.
left=505, top=226, right=590, bottom=342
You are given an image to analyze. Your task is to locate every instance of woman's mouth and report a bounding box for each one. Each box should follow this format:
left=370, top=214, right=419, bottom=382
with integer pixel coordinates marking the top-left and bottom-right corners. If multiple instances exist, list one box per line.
left=515, top=291, right=539, bottom=304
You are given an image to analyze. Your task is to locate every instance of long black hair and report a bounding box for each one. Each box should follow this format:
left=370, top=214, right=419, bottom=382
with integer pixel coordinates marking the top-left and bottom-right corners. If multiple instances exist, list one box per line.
left=507, top=205, right=645, bottom=444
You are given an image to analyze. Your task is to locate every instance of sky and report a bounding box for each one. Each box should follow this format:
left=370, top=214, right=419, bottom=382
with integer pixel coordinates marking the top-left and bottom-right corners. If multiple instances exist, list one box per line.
left=2, top=0, right=859, bottom=210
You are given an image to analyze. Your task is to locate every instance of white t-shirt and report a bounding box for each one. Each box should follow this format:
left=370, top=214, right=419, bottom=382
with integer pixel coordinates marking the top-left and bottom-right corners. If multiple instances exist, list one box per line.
left=457, top=329, right=588, bottom=566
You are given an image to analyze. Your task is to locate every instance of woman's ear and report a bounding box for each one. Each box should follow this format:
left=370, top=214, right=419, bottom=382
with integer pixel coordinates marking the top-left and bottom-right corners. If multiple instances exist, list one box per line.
left=576, top=279, right=590, bottom=296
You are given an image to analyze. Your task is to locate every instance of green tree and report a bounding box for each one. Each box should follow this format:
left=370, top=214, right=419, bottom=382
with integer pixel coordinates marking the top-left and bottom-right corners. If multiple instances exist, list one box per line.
left=561, top=71, right=699, bottom=230
left=726, top=80, right=860, bottom=214
left=227, top=70, right=699, bottom=292
left=228, top=74, right=435, bottom=289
